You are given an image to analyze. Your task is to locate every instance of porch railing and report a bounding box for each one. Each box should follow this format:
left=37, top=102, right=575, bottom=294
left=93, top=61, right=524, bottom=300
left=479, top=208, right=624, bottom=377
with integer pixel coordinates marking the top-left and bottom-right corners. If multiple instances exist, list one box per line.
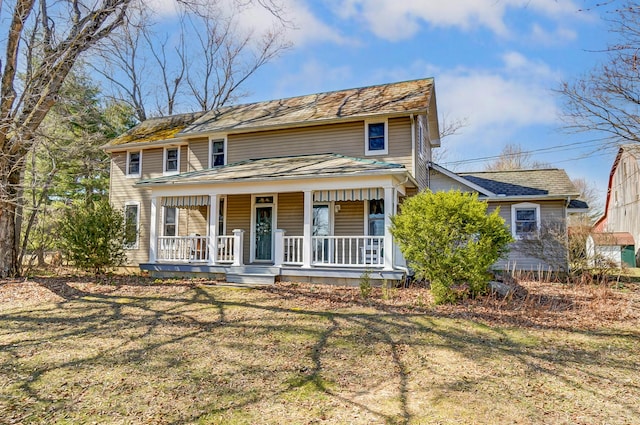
left=216, top=235, right=235, bottom=263
left=311, top=236, right=385, bottom=267
left=157, top=235, right=209, bottom=262
left=283, top=236, right=304, bottom=265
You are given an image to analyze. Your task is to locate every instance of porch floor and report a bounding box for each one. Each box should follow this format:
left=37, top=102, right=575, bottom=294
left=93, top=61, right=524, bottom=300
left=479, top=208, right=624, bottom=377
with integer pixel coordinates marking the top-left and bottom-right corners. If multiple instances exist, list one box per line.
left=140, top=263, right=406, bottom=286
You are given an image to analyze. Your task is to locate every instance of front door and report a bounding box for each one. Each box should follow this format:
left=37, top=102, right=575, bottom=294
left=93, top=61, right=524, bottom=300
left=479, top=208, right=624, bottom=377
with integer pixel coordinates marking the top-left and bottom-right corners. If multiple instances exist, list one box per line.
left=254, top=198, right=274, bottom=261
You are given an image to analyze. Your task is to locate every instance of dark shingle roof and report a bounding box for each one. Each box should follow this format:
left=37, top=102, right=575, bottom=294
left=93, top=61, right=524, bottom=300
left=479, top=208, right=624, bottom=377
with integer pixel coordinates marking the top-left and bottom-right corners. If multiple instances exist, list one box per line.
left=568, top=199, right=589, bottom=210
left=459, top=169, right=580, bottom=197
left=136, top=153, right=406, bottom=187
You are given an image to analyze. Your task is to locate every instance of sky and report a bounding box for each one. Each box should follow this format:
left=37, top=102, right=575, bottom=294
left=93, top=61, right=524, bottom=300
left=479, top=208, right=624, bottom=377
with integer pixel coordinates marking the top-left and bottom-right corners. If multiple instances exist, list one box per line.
left=154, top=0, right=620, bottom=204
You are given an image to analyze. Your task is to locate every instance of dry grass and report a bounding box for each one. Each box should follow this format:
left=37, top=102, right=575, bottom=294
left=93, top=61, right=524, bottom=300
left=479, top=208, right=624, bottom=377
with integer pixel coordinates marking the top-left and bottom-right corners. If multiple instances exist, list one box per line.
left=0, top=275, right=639, bottom=424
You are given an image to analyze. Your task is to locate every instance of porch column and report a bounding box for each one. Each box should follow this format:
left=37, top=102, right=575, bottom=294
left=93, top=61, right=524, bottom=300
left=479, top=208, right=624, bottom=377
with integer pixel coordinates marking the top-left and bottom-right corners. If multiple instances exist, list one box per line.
left=208, top=194, right=218, bottom=266
left=274, top=229, right=285, bottom=267
left=149, top=196, right=158, bottom=263
left=383, top=187, right=394, bottom=271
left=232, top=229, right=245, bottom=266
left=302, top=190, right=312, bottom=268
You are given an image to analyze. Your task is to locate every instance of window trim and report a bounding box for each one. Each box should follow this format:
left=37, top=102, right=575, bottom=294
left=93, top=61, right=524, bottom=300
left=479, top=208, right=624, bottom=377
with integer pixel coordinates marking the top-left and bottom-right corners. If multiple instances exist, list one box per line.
left=163, top=146, right=181, bottom=176
left=365, top=119, right=388, bottom=156
left=126, top=150, right=142, bottom=178
left=511, top=202, right=540, bottom=239
left=124, top=201, right=140, bottom=249
left=162, top=206, right=179, bottom=237
left=209, top=136, right=227, bottom=168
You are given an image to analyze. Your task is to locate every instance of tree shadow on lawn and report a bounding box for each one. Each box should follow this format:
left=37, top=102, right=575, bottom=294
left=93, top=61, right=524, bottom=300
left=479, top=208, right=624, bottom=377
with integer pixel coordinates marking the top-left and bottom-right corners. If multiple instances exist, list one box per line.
left=0, top=276, right=638, bottom=424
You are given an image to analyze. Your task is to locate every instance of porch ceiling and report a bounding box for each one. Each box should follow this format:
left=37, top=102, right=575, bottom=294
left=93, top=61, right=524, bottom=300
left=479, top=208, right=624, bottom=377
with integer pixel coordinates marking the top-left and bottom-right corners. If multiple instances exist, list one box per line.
left=136, top=153, right=410, bottom=187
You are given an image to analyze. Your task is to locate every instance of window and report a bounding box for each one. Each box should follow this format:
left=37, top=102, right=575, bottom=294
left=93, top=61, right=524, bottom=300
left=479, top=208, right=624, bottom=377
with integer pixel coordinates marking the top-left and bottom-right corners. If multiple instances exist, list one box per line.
left=164, top=147, right=179, bottom=174
left=210, top=138, right=226, bottom=167
left=164, top=207, right=178, bottom=236
left=368, top=199, right=385, bottom=236
left=127, top=151, right=141, bottom=177
left=365, top=120, right=388, bottom=155
left=511, top=203, right=540, bottom=239
left=124, top=203, right=139, bottom=248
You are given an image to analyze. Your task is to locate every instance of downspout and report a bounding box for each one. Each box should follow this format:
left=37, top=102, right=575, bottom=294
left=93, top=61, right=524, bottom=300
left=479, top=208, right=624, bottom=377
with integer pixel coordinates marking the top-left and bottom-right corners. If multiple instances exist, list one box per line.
left=410, top=114, right=416, bottom=182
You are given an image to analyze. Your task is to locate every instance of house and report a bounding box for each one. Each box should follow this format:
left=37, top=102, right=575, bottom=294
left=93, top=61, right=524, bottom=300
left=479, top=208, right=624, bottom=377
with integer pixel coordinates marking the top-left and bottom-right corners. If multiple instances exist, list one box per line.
left=428, top=164, right=588, bottom=272
left=593, top=144, right=640, bottom=265
left=103, top=78, right=440, bottom=284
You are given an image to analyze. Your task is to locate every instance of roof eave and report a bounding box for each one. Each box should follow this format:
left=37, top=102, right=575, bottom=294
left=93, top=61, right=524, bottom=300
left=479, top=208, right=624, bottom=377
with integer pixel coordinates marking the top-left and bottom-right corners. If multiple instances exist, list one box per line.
left=484, top=194, right=579, bottom=202
left=102, top=137, right=188, bottom=152
left=135, top=167, right=411, bottom=188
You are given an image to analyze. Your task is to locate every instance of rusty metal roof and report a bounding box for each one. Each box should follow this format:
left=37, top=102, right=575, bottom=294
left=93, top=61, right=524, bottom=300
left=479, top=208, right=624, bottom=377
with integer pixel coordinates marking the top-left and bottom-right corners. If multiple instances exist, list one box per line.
left=180, top=78, right=435, bottom=135
left=459, top=169, right=580, bottom=197
left=104, top=112, right=205, bottom=148
left=591, top=232, right=635, bottom=246
left=136, top=153, right=407, bottom=187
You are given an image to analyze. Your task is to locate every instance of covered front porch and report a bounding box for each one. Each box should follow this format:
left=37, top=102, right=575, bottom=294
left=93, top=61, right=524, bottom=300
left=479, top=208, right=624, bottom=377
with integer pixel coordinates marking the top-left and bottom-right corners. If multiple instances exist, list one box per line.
left=137, top=154, right=414, bottom=283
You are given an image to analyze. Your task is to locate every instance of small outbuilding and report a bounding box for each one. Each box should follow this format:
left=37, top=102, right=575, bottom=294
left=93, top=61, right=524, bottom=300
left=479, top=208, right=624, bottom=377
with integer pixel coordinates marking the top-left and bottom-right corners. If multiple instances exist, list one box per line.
left=587, top=232, right=636, bottom=268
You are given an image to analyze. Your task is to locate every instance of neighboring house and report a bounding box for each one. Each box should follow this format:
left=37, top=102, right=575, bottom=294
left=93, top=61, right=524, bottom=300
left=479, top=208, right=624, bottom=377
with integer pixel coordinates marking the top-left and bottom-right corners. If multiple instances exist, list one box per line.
left=103, top=78, right=441, bottom=284
left=429, top=165, right=588, bottom=272
left=594, top=144, right=640, bottom=265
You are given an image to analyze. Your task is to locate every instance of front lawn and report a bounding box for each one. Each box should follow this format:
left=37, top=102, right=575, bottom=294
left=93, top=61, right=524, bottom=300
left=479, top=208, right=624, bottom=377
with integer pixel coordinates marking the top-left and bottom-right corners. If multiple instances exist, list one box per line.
left=0, top=276, right=638, bottom=424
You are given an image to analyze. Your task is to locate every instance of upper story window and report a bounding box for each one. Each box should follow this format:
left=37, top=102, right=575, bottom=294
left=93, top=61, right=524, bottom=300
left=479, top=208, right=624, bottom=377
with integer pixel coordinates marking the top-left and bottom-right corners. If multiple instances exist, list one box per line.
left=124, top=202, right=139, bottom=248
left=365, top=120, right=388, bottom=156
left=511, top=202, right=540, bottom=239
left=163, top=147, right=180, bottom=175
left=210, top=138, right=226, bottom=167
left=126, top=151, right=141, bottom=177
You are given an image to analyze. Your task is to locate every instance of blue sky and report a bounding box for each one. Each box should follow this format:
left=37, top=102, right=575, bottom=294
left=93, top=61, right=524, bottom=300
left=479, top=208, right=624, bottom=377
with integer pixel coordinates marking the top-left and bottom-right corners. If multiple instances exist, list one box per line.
left=153, top=0, right=619, bottom=201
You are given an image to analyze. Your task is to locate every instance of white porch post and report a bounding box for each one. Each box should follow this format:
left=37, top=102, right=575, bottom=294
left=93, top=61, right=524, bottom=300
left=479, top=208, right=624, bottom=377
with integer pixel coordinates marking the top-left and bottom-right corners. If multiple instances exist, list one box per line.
left=149, top=196, right=158, bottom=263
left=274, top=229, right=285, bottom=267
left=383, top=187, right=394, bottom=271
left=232, top=229, right=245, bottom=266
left=208, top=194, right=218, bottom=266
left=302, top=190, right=312, bottom=268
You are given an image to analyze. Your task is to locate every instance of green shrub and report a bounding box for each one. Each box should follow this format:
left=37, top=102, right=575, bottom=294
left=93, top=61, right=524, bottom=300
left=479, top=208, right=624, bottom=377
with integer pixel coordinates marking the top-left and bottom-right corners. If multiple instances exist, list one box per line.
left=391, top=190, right=513, bottom=304
left=58, top=200, right=128, bottom=274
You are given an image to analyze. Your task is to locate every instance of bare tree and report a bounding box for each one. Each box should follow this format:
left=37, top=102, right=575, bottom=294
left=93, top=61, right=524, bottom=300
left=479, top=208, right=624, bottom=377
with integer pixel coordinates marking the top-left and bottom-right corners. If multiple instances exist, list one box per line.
left=571, top=177, right=603, bottom=222
left=559, top=2, right=640, bottom=145
left=0, top=0, right=134, bottom=277
left=93, top=1, right=290, bottom=120
left=484, top=143, right=553, bottom=171
left=0, top=0, right=288, bottom=277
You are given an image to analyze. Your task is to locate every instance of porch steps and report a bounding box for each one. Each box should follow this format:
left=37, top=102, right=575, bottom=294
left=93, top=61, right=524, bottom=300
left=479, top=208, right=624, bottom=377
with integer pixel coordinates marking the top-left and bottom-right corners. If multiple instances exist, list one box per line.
left=225, top=266, right=279, bottom=285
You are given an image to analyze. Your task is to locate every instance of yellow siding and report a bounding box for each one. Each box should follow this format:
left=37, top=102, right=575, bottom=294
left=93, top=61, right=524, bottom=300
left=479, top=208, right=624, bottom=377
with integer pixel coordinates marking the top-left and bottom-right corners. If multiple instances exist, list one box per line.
left=278, top=192, right=304, bottom=235
left=334, top=201, right=364, bottom=236
left=227, top=118, right=413, bottom=174
left=226, top=194, right=252, bottom=261
left=180, top=145, right=188, bottom=173
left=414, top=115, right=429, bottom=190
left=109, top=151, right=151, bottom=265
left=187, top=138, right=209, bottom=171
left=142, top=148, right=163, bottom=179
left=429, top=170, right=476, bottom=193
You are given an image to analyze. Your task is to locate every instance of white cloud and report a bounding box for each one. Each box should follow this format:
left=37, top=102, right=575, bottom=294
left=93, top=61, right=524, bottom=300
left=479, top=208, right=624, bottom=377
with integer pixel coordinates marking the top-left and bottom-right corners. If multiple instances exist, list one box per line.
left=327, top=0, right=579, bottom=41
left=425, top=52, right=562, bottom=165
left=529, top=23, right=578, bottom=45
